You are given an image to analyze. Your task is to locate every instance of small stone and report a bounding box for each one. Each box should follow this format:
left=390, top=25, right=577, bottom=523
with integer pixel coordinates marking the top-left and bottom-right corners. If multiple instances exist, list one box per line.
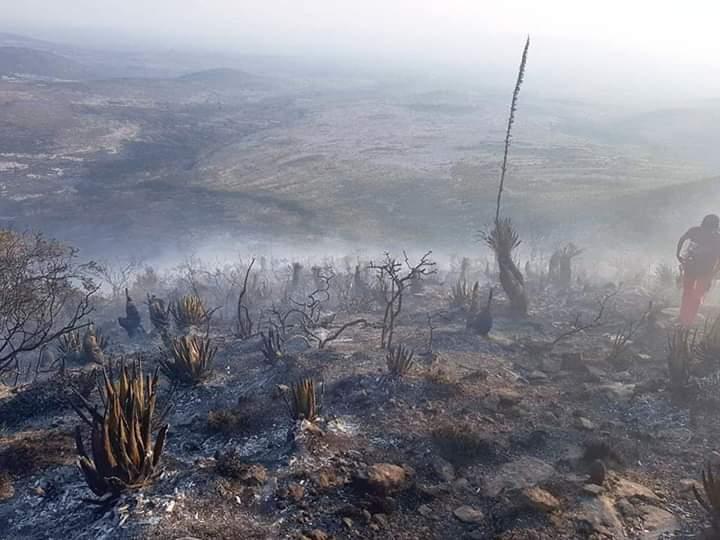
left=575, top=417, right=597, bottom=431
left=528, top=370, right=548, bottom=382
left=519, top=487, right=561, bottom=512
left=496, top=389, right=523, bottom=407
left=342, top=517, right=353, bottom=529
left=616, top=498, right=638, bottom=518
left=453, top=505, right=485, bottom=524
left=583, top=484, right=603, bottom=496
left=418, top=504, right=438, bottom=520
left=432, top=456, right=456, bottom=482
left=679, top=479, right=701, bottom=494
left=287, top=483, right=305, bottom=502
left=373, top=513, right=388, bottom=528
left=588, top=459, right=607, bottom=485
left=358, top=463, right=412, bottom=495
left=307, top=530, right=328, bottom=540
left=452, top=477, right=470, bottom=492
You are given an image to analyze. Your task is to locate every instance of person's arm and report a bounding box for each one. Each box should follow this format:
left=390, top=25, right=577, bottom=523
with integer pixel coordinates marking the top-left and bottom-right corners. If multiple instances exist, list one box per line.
left=677, top=230, right=691, bottom=262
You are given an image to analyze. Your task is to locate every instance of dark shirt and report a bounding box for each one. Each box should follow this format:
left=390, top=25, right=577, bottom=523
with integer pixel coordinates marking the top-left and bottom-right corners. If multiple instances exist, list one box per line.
left=682, top=226, right=720, bottom=276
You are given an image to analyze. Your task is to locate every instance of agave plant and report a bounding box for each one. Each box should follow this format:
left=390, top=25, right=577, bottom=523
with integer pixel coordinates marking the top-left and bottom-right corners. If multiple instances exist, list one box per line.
left=57, top=330, right=82, bottom=361
left=285, top=378, right=322, bottom=421
left=260, top=328, right=284, bottom=363
left=82, top=326, right=107, bottom=365
left=386, top=344, right=415, bottom=378
left=147, top=294, right=171, bottom=337
left=450, top=279, right=478, bottom=311
left=159, top=335, right=216, bottom=385
left=71, top=359, right=169, bottom=499
left=668, top=327, right=696, bottom=393
left=170, top=295, right=208, bottom=331
left=697, top=315, right=720, bottom=369
left=694, top=462, right=720, bottom=531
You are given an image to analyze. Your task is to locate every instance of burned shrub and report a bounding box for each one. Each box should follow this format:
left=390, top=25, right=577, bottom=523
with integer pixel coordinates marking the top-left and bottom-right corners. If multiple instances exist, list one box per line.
left=72, top=359, right=169, bottom=499
left=482, top=219, right=528, bottom=316
left=432, top=423, right=497, bottom=469
left=207, top=408, right=249, bottom=435
left=159, top=335, right=216, bottom=385
left=147, top=294, right=171, bottom=340
left=694, top=462, right=720, bottom=532
left=386, top=344, right=415, bottom=378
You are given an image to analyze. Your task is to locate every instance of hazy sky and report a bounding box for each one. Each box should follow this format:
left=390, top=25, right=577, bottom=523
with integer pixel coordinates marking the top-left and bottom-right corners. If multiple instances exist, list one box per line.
left=4, top=1, right=720, bottom=101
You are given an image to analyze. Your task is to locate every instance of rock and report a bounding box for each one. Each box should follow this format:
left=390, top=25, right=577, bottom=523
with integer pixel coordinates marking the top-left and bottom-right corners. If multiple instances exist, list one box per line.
left=453, top=505, right=485, bottom=524
left=432, top=456, right=456, bottom=482
left=616, top=498, right=638, bottom=518
left=496, top=388, right=523, bottom=407
left=215, top=450, right=268, bottom=485
left=287, top=483, right=305, bottom=502
left=638, top=505, right=680, bottom=539
left=373, top=513, right=388, bottom=528
left=484, top=457, right=557, bottom=497
left=595, top=382, right=636, bottom=401
left=306, top=530, right=328, bottom=540
left=452, top=477, right=471, bottom=492
left=528, top=370, right=548, bottom=382
left=588, top=459, right=607, bottom=485
left=583, top=484, right=603, bottom=496
left=575, top=417, right=597, bottom=431
left=418, top=504, right=439, bottom=520
left=519, top=486, right=561, bottom=513
left=614, top=478, right=661, bottom=503
left=577, top=495, right=627, bottom=539
left=355, top=463, right=412, bottom=495
left=679, top=478, right=701, bottom=494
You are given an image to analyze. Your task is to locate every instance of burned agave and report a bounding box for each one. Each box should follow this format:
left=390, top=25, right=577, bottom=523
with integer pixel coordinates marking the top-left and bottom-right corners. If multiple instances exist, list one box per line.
left=694, top=462, right=720, bottom=531
left=668, top=327, right=695, bottom=393
left=170, top=295, right=208, bottom=331
left=57, top=330, right=82, bottom=361
left=159, top=335, right=216, bottom=385
left=147, top=294, right=171, bottom=338
left=386, top=344, right=415, bottom=378
left=285, top=378, right=322, bottom=422
left=71, top=359, right=168, bottom=499
left=260, top=328, right=285, bottom=363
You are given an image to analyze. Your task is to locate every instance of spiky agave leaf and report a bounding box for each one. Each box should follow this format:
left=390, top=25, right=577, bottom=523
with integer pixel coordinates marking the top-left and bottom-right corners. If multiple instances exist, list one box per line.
left=386, top=345, right=415, bottom=378
left=694, top=463, right=720, bottom=530
left=170, top=295, right=208, bottom=331
left=72, top=358, right=169, bottom=499
left=159, top=335, right=216, bottom=385
left=285, top=378, right=322, bottom=421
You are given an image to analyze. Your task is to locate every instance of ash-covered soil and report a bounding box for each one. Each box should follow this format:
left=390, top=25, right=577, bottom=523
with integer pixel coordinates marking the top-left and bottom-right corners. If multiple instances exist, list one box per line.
left=0, top=269, right=717, bottom=540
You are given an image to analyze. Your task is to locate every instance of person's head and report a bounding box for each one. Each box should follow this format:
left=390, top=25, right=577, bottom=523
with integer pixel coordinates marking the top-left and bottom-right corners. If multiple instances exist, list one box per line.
left=701, top=214, right=720, bottom=231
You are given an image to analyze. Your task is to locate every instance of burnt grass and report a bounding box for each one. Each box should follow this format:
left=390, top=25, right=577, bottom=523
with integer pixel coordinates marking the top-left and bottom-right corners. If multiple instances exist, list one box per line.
left=0, top=279, right=718, bottom=539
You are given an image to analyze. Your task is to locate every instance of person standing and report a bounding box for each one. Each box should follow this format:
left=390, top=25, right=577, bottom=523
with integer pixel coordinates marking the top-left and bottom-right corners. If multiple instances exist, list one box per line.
left=676, top=214, right=720, bottom=326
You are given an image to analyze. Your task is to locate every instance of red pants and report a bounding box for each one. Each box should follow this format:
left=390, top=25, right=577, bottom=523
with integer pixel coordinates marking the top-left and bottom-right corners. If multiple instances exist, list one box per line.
left=680, top=273, right=713, bottom=326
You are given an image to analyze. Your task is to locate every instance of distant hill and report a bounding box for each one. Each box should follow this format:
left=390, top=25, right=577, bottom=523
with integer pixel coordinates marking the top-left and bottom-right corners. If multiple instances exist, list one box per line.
left=178, top=67, right=263, bottom=87
left=0, top=46, right=93, bottom=80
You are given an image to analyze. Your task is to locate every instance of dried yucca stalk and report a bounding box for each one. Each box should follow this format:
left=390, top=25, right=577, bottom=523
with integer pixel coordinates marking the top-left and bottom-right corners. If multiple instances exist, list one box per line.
left=170, top=295, right=208, bottom=331
left=159, top=335, right=216, bottom=385
left=694, top=463, right=720, bottom=531
left=71, top=359, right=168, bottom=499
left=386, top=344, right=415, bottom=378
left=285, top=378, right=322, bottom=421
